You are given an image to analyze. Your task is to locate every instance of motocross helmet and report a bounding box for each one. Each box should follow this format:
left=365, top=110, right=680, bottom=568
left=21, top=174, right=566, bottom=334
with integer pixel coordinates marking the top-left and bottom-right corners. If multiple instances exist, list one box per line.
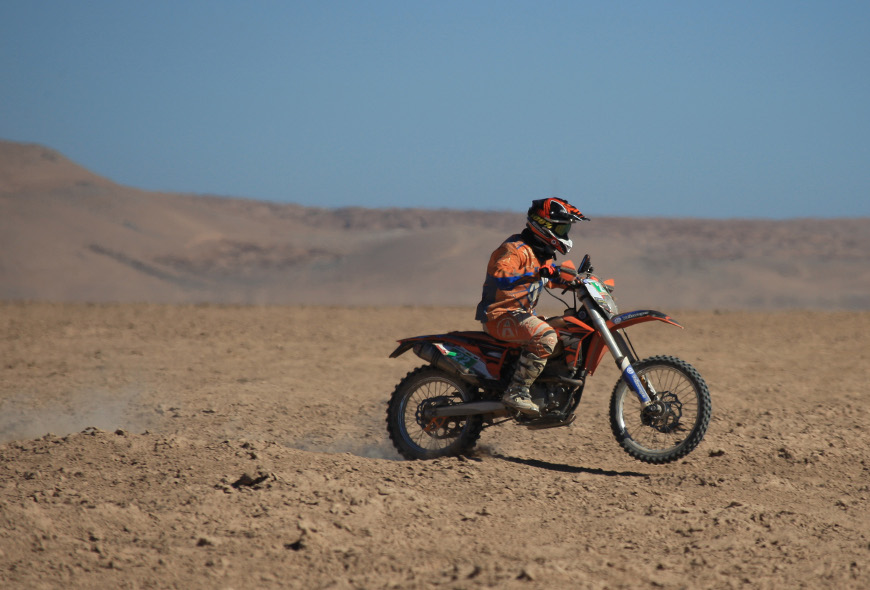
left=526, top=197, right=588, bottom=255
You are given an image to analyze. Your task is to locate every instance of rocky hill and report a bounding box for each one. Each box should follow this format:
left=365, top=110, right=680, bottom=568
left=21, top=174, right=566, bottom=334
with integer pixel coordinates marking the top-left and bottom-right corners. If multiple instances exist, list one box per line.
left=2, top=140, right=868, bottom=309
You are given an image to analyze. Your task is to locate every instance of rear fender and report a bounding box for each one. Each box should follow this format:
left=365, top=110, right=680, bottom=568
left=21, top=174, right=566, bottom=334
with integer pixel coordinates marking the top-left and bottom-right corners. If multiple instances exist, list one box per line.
left=584, top=310, right=683, bottom=374
left=389, top=340, right=418, bottom=358
left=390, top=334, right=505, bottom=381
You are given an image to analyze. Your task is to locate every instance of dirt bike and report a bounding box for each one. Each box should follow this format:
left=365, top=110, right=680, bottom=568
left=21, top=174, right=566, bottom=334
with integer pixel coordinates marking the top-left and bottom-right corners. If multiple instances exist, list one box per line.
left=386, top=254, right=711, bottom=464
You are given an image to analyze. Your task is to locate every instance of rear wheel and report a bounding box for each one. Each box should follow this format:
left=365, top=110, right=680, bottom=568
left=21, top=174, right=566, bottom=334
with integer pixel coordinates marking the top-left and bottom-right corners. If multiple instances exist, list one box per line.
left=610, top=356, right=711, bottom=464
left=387, top=366, right=483, bottom=460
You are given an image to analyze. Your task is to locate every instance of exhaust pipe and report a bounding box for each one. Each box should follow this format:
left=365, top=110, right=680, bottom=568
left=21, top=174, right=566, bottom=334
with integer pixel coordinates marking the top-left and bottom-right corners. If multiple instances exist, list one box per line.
left=429, top=400, right=508, bottom=418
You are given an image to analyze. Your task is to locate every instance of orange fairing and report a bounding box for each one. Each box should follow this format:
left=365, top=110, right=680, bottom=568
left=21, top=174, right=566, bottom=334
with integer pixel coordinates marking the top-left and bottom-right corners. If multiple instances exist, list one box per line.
left=563, top=315, right=594, bottom=332
left=561, top=315, right=594, bottom=367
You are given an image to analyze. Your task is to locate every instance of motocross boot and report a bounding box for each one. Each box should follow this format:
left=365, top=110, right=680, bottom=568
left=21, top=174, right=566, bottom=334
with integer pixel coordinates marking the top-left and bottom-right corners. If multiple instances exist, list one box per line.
left=502, top=351, right=547, bottom=416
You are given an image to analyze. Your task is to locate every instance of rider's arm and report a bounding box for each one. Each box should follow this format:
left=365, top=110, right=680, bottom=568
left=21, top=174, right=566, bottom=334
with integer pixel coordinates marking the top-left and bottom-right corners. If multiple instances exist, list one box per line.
left=489, top=245, right=537, bottom=290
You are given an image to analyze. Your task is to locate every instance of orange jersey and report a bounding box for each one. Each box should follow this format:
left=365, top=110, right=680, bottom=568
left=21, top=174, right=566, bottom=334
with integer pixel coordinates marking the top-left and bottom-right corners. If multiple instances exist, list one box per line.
left=475, top=234, right=553, bottom=322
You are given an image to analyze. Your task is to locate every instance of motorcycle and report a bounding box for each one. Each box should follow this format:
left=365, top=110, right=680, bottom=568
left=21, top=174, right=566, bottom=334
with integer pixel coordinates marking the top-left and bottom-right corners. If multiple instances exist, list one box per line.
left=386, top=254, right=711, bottom=464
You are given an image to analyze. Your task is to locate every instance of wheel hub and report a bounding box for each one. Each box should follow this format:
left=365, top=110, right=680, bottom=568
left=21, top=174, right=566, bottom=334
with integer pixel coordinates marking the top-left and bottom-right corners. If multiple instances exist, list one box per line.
left=416, top=397, right=464, bottom=439
left=641, top=392, right=683, bottom=433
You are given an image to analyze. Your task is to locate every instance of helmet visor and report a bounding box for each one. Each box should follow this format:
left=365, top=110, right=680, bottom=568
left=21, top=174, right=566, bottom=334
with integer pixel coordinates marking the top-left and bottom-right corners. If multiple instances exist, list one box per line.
left=552, top=223, right=571, bottom=237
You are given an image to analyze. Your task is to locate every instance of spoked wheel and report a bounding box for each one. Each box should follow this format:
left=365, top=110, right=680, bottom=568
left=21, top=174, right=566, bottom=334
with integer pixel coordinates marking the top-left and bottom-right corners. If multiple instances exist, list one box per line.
left=387, top=366, right=483, bottom=460
left=610, top=355, right=711, bottom=464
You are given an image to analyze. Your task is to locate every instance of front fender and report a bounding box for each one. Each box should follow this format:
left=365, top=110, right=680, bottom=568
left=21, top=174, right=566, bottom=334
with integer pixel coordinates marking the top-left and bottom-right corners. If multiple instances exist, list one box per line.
left=610, top=309, right=682, bottom=330
left=584, top=310, right=683, bottom=374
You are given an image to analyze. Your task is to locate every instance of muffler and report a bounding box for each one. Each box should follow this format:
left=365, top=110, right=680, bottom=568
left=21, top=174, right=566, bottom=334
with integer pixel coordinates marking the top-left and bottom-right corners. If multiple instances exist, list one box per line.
left=428, top=400, right=508, bottom=418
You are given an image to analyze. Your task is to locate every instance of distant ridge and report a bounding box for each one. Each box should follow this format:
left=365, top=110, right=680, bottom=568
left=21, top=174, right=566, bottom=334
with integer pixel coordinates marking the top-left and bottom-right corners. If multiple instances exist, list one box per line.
left=1, top=140, right=868, bottom=309
left=0, top=140, right=118, bottom=194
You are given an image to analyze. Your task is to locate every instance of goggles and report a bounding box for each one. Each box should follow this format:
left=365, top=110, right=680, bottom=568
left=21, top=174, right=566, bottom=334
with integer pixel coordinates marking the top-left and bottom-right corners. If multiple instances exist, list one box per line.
left=552, top=223, right=571, bottom=237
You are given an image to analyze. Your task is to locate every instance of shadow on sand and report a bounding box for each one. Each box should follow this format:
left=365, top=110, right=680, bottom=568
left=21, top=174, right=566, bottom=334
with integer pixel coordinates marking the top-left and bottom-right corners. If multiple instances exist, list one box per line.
left=486, top=452, right=649, bottom=478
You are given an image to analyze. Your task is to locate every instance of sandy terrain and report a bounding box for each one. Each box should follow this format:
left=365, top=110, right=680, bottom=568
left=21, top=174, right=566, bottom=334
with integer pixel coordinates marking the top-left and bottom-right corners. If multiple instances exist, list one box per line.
left=1, top=302, right=868, bottom=589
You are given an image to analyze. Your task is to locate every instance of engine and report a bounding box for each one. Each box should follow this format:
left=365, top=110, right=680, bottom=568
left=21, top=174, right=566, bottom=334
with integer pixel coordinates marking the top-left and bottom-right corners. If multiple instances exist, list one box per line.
left=529, top=380, right=575, bottom=412
left=528, top=356, right=580, bottom=412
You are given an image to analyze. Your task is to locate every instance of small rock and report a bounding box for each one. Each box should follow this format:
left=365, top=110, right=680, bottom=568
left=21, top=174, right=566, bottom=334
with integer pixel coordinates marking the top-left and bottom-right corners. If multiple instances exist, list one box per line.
left=231, top=473, right=270, bottom=489
left=517, top=566, right=537, bottom=581
left=196, top=535, right=219, bottom=547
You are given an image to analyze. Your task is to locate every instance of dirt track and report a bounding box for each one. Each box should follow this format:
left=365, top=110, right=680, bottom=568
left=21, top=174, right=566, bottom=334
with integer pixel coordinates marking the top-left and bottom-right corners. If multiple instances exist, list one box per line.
left=1, top=303, right=868, bottom=589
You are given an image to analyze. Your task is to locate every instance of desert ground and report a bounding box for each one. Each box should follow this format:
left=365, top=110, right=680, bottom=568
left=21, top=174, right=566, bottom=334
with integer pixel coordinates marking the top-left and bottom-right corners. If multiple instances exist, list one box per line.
left=1, top=302, right=868, bottom=589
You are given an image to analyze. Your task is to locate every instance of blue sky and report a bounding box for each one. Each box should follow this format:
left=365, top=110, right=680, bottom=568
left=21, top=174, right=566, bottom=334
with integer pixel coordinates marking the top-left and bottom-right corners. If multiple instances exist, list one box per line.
left=2, top=1, right=868, bottom=218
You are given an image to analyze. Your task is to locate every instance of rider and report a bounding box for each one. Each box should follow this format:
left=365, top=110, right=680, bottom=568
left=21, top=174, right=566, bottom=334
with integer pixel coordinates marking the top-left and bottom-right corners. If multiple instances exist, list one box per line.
left=475, top=197, right=588, bottom=415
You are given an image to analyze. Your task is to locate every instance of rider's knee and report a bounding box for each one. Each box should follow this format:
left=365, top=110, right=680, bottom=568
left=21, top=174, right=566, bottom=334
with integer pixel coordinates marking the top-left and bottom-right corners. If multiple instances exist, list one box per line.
left=530, top=329, right=558, bottom=358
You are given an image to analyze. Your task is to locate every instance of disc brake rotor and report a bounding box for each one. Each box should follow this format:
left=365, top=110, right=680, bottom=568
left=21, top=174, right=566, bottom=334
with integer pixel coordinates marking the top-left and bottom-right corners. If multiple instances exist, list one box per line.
left=641, top=392, right=684, bottom=433
left=416, top=396, right=464, bottom=440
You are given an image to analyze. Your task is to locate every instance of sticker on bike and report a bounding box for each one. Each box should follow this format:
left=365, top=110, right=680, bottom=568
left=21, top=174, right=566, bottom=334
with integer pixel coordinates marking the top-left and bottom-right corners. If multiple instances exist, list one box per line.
left=434, top=343, right=495, bottom=379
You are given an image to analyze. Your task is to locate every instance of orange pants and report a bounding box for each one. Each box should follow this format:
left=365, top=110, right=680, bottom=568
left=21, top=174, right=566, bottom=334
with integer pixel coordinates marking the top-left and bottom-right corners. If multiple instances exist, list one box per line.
left=482, top=312, right=558, bottom=358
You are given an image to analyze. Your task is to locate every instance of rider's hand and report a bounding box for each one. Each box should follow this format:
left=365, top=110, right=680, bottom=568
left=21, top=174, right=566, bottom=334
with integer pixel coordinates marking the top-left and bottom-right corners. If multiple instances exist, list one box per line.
left=539, top=264, right=557, bottom=279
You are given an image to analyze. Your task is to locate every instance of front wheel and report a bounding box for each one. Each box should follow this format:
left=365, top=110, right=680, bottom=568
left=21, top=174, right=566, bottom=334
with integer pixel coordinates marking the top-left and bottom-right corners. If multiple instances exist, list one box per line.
left=610, top=356, right=711, bottom=464
left=386, top=366, right=484, bottom=460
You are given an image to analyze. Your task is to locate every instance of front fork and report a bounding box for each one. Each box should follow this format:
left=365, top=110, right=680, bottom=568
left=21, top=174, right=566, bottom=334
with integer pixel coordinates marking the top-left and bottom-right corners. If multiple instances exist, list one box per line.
left=586, top=307, right=655, bottom=406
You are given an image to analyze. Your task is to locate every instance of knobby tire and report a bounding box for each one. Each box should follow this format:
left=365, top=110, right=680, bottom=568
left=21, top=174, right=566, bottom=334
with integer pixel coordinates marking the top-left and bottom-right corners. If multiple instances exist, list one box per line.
left=386, top=366, right=484, bottom=460
left=610, top=355, right=711, bottom=464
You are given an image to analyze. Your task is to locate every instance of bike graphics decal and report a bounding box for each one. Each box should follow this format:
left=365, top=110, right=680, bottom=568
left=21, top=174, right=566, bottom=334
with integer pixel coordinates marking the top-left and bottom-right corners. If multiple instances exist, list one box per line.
left=434, top=343, right=495, bottom=379
left=611, top=310, right=680, bottom=328
left=583, top=278, right=618, bottom=314
left=612, top=310, right=651, bottom=325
